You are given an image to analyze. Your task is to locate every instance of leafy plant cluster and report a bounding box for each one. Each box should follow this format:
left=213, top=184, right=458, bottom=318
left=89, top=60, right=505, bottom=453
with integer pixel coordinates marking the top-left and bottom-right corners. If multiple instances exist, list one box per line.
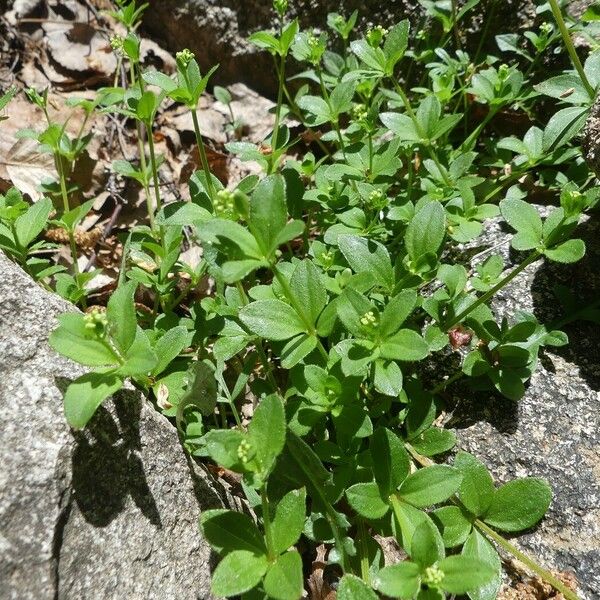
left=0, top=0, right=598, bottom=598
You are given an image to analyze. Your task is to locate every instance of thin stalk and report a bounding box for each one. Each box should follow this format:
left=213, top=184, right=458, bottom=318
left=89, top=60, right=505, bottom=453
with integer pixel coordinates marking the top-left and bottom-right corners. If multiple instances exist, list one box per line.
left=357, top=520, right=371, bottom=584
left=473, top=0, right=498, bottom=65
left=316, top=67, right=348, bottom=160
left=474, top=520, right=580, bottom=600
left=190, top=109, right=217, bottom=201
left=446, top=251, right=540, bottom=329
left=270, top=53, right=287, bottom=173
left=391, top=78, right=453, bottom=187
left=460, top=105, right=499, bottom=151
left=430, top=370, right=464, bottom=395
left=145, top=121, right=163, bottom=215
left=405, top=443, right=580, bottom=600
left=548, top=0, right=595, bottom=99
left=235, top=281, right=280, bottom=391
left=450, top=0, right=461, bottom=51
left=129, top=63, right=155, bottom=230
left=56, top=156, right=80, bottom=280
left=261, top=487, right=276, bottom=560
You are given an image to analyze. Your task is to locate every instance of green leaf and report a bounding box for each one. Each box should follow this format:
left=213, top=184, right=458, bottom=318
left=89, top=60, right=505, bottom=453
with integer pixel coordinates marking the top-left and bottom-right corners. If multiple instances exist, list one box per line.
left=211, top=550, right=268, bottom=597
left=14, top=197, right=52, bottom=248
left=373, top=561, right=420, bottom=599
left=534, top=74, right=590, bottom=104
left=500, top=198, right=543, bottom=250
left=384, top=20, right=410, bottom=72
left=380, top=112, right=420, bottom=142
left=49, top=313, right=120, bottom=367
left=373, top=360, right=403, bottom=397
left=391, top=500, right=435, bottom=556
left=438, top=555, right=497, bottom=595
left=432, top=506, right=472, bottom=547
left=204, top=429, right=246, bottom=469
left=380, top=290, right=418, bottom=338
left=542, top=106, right=588, bottom=152
left=410, top=428, right=456, bottom=457
left=350, top=39, right=386, bottom=72
left=405, top=202, right=445, bottom=261
left=290, top=259, right=327, bottom=323
left=200, top=509, right=266, bottom=554
left=247, top=395, right=286, bottom=479
left=271, top=488, right=306, bottom=555
left=280, top=334, right=318, bottom=369
left=380, top=329, right=430, bottom=361
left=263, top=551, right=303, bottom=600
left=337, top=574, right=379, bottom=600
left=338, top=234, right=394, bottom=291
left=63, top=372, right=123, bottom=429
left=544, top=239, right=585, bottom=263
left=346, top=481, right=390, bottom=519
left=177, top=361, right=218, bottom=418
left=455, top=451, right=495, bottom=517
left=239, top=300, right=307, bottom=341
left=371, top=427, right=411, bottom=496
left=198, top=218, right=262, bottom=259
left=106, top=280, right=137, bottom=354
left=398, top=465, right=462, bottom=508
left=249, top=174, right=288, bottom=256
left=118, top=327, right=158, bottom=376
left=152, top=326, right=189, bottom=376
left=483, top=478, right=552, bottom=532
left=410, top=519, right=445, bottom=567
left=142, top=70, right=177, bottom=92
left=462, top=529, right=502, bottom=600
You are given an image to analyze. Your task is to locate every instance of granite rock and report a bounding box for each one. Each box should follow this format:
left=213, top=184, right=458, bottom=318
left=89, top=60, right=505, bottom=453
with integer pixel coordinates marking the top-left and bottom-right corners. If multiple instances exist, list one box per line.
left=0, top=252, right=227, bottom=600
left=445, top=211, right=600, bottom=599
left=141, top=0, right=587, bottom=96
left=582, top=93, right=600, bottom=178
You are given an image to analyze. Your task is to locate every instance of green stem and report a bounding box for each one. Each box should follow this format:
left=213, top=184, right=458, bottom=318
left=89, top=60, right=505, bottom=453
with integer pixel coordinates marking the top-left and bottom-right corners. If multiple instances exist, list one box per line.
left=391, top=78, right=453, bottom=187
left=358, top=520, right=371, bottom=584
left=56, top=156, right=81, bottom=281
left=430, top=370, right=464, bottom=395
left=270, top=53, right=287, bottom=173
left=548, top=0, right=595, bottom=99
left=316, top=67, right=348, bottom=160
left=474, top=520, right=580, bottom=600
left=451, top=0, right=461, bottom=50
left=191, top=109, right=217, bottom=201
left=261, top=486, right=276, bottom=560
left=145, top=120, right=163, bottom=215
left=460, top=105, right=499, bottom=151
left=235, top=281, right=280, bottom=391
left=129, top=63, right=155, bottom=230
left=446, top=251, right=540, bottom=329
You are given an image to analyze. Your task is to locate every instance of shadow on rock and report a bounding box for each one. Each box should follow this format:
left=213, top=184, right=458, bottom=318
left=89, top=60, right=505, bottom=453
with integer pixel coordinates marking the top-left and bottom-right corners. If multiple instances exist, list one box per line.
left=56, top=380, right=163, bottom=529
left=530, top=217, right=600, bottom=391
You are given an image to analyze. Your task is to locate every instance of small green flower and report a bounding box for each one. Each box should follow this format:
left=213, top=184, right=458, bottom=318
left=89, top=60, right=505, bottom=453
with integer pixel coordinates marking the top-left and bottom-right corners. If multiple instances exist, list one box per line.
left=176, top=48, right=195, bottom=69
left=237, top=438, right=253, bottom=464
left=360, top=311, right=378, bottom=327
left=273, top=0, right=288, bottom=17
left=109, top=35, right=124, bottom=54
left=366, top=25, right=388, bottom=47
left=423, top=565, right=445, bottom=587
left=84, top=308, right=108, bottom=337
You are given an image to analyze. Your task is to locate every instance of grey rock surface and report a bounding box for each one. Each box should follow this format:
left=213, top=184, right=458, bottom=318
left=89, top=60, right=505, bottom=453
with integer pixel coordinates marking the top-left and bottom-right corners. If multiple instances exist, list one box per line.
left=445, top=211, right=600, bottom=599
left=142, top=0, right=577, bottom=96
left=0, top=252, right=225, bottom=600
left=582, top=93, right=600, bottom=178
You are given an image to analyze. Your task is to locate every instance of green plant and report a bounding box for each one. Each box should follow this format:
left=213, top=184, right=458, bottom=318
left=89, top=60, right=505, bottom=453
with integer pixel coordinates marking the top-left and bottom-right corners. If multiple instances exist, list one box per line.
left=4, top=0, right=598, bottom=598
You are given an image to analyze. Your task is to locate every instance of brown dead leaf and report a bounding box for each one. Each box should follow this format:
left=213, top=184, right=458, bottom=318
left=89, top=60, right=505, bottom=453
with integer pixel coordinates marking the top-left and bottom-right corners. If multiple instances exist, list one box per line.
left=307, top=545, right=336, bottom=600
left=0, top=137, right=56, bottom=201
left=180, top=145, right=229, bottom=186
